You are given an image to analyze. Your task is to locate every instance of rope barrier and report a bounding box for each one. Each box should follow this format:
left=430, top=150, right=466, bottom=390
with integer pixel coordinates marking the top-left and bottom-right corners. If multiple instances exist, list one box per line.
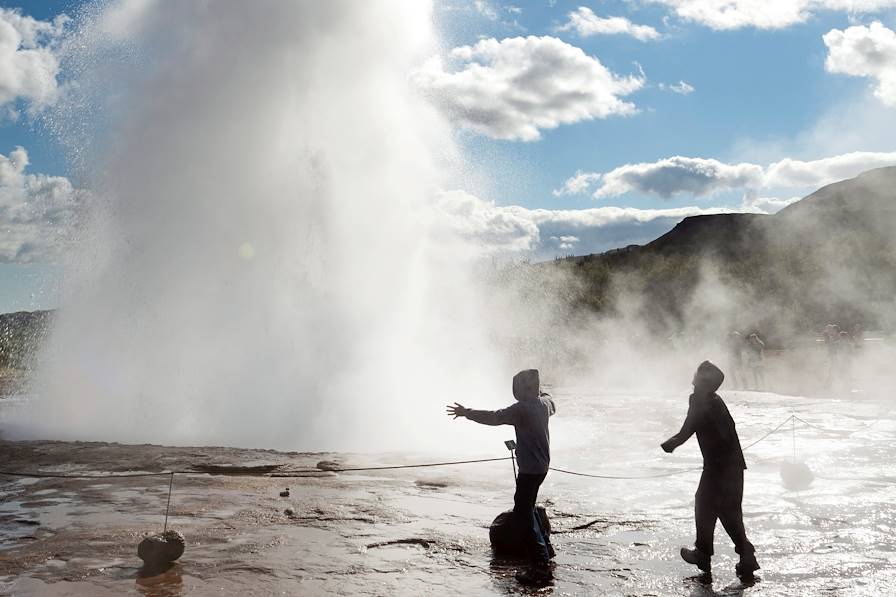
left=546, top=413, right=801, bottom=480
left=305, top=457, right=511, bottom=473
left=791, top=414, right=884, bottom=435
left=0, top=469, right=178, bottom=479
left=740, top=414, right=795, bottom=452
left=0, top=458, right=513, bottom=480
left=548, top=465, right=704, bottom=479
left=0, top=412, right=887, bottom=482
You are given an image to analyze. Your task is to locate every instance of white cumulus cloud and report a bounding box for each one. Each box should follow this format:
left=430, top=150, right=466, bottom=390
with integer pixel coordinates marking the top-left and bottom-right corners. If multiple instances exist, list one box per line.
left=550, top=234, right=580, bottom=251
left=653, top=0, right=896, bottom=31
left=435, top=190, right=540, bottom=253
left=557, top=6, right=660, bottom=41
left=553, top=170, right=602, bottom=196
left=659, top=80, right=695, bottom=94
left=436, top=189, right=746, bottom=259
left=413, top=36, right=644, bottom=141
left=0, top=147, right=86, bottom=263
left=765, top=150, right=896, bottom=187
left=594, top=156, right=765, bottom=198
left=824, top=21, right=896, bottom=107
left=0, top=8, right=66, bottom=115
left=583, top=150, right=896, bottom=200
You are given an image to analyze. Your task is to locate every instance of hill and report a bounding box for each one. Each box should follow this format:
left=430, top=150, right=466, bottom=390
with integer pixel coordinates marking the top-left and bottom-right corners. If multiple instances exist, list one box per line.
left=539, top=166, right=896, bottom=338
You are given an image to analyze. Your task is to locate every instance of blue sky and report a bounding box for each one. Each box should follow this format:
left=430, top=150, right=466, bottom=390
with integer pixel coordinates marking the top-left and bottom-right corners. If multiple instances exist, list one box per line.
left=434, top=1, right=896, bottom=211
left=3, top=0, right=896, bottom=310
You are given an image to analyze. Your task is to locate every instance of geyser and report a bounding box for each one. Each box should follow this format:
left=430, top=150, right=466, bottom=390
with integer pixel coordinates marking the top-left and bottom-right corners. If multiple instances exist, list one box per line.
left=13, top=0, right=504, bottom=451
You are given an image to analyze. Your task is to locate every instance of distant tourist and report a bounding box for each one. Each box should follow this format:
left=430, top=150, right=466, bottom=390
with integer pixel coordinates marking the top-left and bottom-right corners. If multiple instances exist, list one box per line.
left=851, top=323, right=864, bottom=350
left=661, top=361, right=760, bottom=580
left=746, top=333, right=765, bottom=390
left=725, top=330, right=746, bottom=389
left=837, top=330, right=854, bottom=392
left=447, top=369, right=556, bottom=586
left=823, top=324, right=840, bottom=390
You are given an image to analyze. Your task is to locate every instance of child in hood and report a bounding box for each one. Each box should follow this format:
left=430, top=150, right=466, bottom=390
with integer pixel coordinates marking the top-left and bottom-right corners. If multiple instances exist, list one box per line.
left=661, top=361, right=760, bottom=579
left=447, top=369, right=556, bottom=586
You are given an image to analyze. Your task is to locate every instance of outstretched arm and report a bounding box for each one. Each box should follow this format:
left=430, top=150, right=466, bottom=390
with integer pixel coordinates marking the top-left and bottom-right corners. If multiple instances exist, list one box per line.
left=446, top=402, right=519, bottom=426
left=661, top=398, right=698, bottom=453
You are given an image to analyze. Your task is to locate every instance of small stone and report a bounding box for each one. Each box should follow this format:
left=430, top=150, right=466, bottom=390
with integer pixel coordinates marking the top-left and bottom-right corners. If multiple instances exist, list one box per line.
left=138, top=530, right=185, bottom=569
left=284, top=508, right=295, bottom=517
left=279, top=488, right=290, bottom=497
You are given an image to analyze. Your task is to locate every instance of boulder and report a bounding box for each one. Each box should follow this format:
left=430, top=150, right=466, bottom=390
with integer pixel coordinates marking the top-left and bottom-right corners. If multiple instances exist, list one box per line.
left=489, top=506, right=552, bottom=558
left=780, top=461, right=814, bottom=491
left=138, top=530, right=185, bottom=569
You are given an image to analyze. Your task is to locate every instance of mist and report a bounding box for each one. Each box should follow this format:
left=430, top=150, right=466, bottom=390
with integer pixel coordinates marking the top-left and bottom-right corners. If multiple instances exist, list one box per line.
left=480, top=173, right=896, bottom=400
left=6, top=0, right=894, bottom=457
left=10, top=0, right=513, bottom=453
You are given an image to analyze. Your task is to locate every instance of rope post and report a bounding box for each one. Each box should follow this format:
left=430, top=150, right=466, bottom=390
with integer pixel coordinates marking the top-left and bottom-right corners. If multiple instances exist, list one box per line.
left=504, top=440, right=517, bottom=481
left=791, top=415, right=796, bottom=463
left=163, top=472, right=175, bottom=533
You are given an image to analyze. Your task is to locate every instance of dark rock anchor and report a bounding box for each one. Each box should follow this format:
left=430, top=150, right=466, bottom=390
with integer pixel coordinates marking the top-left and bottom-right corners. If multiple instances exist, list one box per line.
left=138, top=530, right=186, bottom=571
left=489, top=506, right=553, bottom=559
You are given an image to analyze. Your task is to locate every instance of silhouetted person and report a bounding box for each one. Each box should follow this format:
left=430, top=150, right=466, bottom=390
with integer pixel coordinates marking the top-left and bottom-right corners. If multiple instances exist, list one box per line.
left=823, top=324, right=840, bottom=390
left=746, top=333, right=765, bottom=390
left=726, top=331, right=745, bottom=389
left=661, top=361, right=760, bottom=580
left=851, top=323, right=864, bottom=350
left=447, top=369, right=556, bottom=586
left=837, top=330, right=854, bottom=392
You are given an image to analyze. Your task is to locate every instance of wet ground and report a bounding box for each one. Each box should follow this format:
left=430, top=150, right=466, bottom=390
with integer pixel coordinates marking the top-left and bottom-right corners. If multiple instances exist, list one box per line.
left=1, top=386, right=895, bottom=596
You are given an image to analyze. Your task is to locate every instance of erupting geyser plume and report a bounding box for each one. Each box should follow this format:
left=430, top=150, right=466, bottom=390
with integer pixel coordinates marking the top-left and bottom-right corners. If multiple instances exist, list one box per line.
left=12, top=0, right=504, bottom=451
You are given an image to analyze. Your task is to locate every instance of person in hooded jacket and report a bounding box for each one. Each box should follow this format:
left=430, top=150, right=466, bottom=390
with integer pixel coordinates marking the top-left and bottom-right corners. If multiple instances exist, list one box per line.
left=447, top=369, right=556, bottom=586
left=661, top=361, right=760, bottom=579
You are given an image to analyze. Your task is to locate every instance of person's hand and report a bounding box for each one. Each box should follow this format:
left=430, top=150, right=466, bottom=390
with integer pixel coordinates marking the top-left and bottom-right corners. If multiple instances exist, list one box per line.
left=661, top=440, right=675, bottom=453
left=446, top=403, right=468, bottom=419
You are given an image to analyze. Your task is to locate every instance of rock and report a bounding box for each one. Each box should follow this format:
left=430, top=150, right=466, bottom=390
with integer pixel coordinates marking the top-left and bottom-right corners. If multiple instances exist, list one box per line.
left=489, top=506, right=552, bottom=558
left=284, top=508, right=295, bottom=517
left=316, top=461, right=341, bottom=472
left=279, top=488, right=290, bottom=497
left=138, top=530, right=185, bottom=569
left=780, top=461, right=814, bottom=490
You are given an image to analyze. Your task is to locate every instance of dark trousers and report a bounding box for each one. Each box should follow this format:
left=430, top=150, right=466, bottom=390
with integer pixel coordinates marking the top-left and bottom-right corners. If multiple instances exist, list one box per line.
left=695, top=467, right=754, bottom=557
left=514, top=473, right=550, bottom=563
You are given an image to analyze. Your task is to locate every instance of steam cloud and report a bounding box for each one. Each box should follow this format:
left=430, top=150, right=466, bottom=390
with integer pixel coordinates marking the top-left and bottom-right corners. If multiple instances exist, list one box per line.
left=13, top=0, right=509, bottom=452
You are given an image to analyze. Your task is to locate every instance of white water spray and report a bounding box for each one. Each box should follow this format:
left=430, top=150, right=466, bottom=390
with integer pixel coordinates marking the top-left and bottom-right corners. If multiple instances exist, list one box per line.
left=14, top=0, right=507, bottom=452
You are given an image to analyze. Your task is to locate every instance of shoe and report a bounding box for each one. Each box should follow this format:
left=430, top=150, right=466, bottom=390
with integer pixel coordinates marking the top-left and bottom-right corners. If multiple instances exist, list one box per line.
left=735, top=553, right=760, bottom=579
left=680, top=547, right=711, bottom=572
left=516, top=561, right=554, bottom=586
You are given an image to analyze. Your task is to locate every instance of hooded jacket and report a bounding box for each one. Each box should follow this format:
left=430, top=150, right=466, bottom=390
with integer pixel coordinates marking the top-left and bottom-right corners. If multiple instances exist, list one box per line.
left=667, top=392, right=747, bottom=471
left=465, top=395, right=556, bottom=475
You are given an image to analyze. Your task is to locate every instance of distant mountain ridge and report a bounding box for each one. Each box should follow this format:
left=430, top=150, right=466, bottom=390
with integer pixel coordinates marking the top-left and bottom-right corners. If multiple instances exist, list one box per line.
left=548, top=166, right=896, bottom=334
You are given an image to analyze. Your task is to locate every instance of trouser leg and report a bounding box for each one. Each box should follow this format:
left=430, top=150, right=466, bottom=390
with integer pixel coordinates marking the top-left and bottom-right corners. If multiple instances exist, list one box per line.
left=694, top=471, right=717, bottom=556
left=717, top=470, right=754, bottom=556
left=514, top=473, right=550, bottom=562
